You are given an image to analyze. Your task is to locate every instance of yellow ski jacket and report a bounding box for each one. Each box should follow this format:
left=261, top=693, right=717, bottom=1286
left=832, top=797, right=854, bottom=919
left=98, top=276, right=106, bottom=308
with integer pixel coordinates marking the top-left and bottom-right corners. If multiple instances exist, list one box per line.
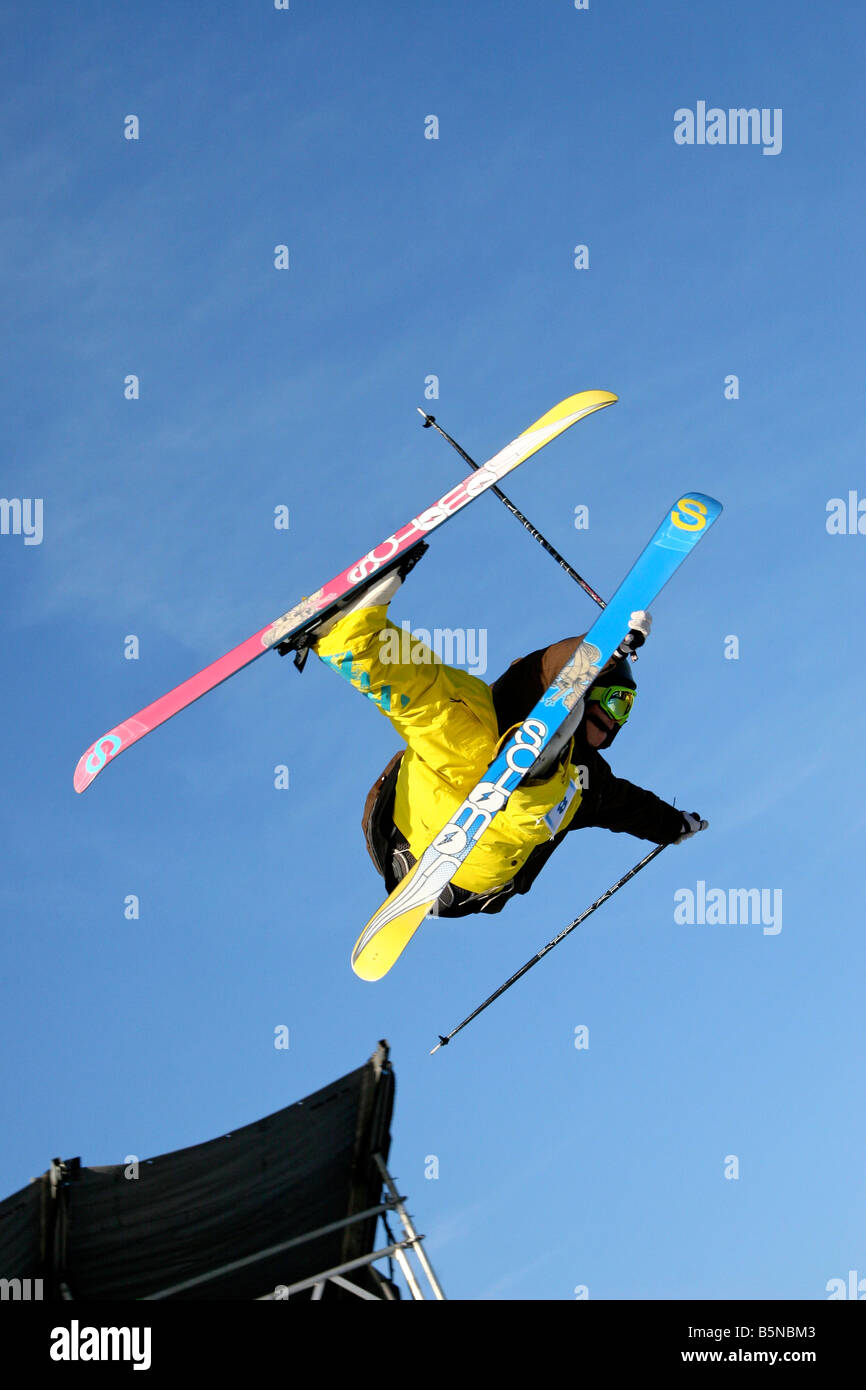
left=315, top=607, right=584, bottom=894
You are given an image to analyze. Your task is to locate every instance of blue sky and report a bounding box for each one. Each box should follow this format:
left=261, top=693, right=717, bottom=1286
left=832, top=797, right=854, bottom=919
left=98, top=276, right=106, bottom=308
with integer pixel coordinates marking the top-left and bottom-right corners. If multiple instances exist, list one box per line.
left=2, top=0, right=864, bottom=1300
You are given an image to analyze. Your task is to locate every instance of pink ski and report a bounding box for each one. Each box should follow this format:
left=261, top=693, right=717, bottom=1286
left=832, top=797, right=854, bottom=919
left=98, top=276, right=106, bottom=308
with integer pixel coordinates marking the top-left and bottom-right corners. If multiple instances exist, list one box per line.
left=74, top=389, right=616, bottom=792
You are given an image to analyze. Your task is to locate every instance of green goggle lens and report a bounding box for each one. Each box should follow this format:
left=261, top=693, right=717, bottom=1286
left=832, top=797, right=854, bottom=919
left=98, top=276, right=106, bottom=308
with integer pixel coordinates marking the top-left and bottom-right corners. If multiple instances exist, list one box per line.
left=587, top=684, right=635, bottom=725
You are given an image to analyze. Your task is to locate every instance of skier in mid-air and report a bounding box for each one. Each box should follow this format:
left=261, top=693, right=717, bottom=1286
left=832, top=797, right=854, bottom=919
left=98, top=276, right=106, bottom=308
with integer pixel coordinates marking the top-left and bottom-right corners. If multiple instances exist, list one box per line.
left=312, top=564, right=708, bottom=918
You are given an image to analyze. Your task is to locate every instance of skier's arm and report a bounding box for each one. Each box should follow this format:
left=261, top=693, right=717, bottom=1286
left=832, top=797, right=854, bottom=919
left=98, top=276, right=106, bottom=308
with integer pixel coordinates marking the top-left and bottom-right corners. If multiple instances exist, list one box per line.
left=575, top=754, right=687, bottom=844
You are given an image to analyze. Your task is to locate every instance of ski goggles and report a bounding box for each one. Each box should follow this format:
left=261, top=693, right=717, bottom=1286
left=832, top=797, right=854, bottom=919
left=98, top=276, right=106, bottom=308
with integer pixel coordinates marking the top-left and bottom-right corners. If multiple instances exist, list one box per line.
left=586, top=683, right=636, bottom=726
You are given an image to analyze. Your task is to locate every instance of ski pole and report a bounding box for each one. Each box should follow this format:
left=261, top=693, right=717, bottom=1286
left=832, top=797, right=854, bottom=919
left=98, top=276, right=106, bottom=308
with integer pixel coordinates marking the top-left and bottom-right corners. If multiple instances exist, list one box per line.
left=418, top=409, right=606, bottom=609
left=430, top=841, right=669, bottom=1054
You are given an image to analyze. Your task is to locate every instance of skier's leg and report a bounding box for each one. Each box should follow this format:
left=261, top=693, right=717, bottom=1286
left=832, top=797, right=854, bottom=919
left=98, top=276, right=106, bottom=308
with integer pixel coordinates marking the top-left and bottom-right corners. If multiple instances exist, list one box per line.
left=313, top=604, right=500, bottom=785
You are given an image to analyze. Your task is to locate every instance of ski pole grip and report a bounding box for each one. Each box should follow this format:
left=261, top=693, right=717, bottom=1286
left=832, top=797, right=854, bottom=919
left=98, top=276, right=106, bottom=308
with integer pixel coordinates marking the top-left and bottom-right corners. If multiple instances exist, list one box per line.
left=615, top=628, right=646, bottom=660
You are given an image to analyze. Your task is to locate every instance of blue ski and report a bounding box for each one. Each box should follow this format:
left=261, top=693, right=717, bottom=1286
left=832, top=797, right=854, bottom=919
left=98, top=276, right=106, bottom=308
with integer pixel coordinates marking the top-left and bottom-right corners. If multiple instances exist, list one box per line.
left=352, top=492, right=723, bottom=979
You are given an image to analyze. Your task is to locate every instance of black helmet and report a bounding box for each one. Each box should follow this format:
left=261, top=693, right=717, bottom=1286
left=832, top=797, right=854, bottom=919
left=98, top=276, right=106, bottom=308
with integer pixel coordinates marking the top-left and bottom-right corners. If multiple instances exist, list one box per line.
left=582, top=653, right=637, bottom=748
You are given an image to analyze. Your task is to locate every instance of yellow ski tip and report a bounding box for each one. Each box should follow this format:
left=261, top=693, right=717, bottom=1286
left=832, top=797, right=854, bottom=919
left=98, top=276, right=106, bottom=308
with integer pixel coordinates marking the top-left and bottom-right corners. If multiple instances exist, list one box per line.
left=352, top=854, right=443, bottom=980
left=521, top=389, right=617, bottom=437
left=351, top=899, right=429, bottom=981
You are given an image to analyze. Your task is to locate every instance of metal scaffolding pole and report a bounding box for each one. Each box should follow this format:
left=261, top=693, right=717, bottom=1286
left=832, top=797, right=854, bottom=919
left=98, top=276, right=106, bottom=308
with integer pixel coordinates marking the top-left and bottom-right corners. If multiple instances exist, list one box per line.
left=374, top=1153, right=447, bottom=1301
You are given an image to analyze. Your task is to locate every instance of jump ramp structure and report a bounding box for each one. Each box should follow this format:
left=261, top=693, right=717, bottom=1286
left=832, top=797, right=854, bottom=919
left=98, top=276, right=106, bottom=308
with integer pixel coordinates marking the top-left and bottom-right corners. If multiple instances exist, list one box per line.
left=0, top=1041, right=444, bottom=1302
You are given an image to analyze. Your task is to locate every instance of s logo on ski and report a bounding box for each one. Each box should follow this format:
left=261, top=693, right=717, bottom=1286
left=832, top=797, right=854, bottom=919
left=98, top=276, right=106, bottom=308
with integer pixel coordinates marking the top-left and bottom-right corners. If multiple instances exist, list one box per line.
left=86, top=733, right=123, bottom=773
left=504, top=718, right=547, bottom=775
left=670, top=497, right=708, bottom=531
